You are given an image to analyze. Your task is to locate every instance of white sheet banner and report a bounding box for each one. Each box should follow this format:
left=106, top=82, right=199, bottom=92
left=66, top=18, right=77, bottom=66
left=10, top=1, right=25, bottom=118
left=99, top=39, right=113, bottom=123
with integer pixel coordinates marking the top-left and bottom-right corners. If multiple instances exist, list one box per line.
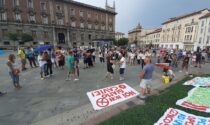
left=87, top=83, right=139, bottom=110
left=176, top=87, right=210, bottom=113
left=183, top=77, right=210, bottom=87
left=154, top=108, right=210, bottom=125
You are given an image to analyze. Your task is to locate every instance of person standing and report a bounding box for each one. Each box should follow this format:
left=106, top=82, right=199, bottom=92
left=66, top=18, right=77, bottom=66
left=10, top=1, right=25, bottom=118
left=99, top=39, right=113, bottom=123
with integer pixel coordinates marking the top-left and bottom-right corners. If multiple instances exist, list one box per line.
left=38, top=52, right=47, bottom=80
left=119, top=53, right=126, bottom=81
left=105, top=51, right=114, bottom=80
left=26, top=47, right=37, bottom=68
left=44, top=51, right=53, bottom=76
left=181, top=55, right=190, bottom=75
left=18, top=48, right=27, bottom=71
left=141, top=52, right=146, bottom=69
left=74, top=57, right=80, bottom=81
left=66, top=51, right=75, bottom=81
left=49, top=48, right=58, bottom=68
left=6, top=54, right=22, bottom=89
left=98, top=52, right=105, bottom=63
left=92, top=50, right=96, bottom=63
left=196, top=51, right=202, bottom=68
left=139, top=56, right=154, bottom=99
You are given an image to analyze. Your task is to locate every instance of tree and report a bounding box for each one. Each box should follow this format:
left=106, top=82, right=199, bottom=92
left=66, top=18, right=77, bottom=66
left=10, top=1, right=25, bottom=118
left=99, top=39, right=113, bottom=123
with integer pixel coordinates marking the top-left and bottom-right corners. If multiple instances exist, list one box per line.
left=7, top=33, right=19, bottom=50
left=21, top=33, right=33, bottom=43
left=118, top=38, right=128, bottom=46
left=112, top=38, right=118, bottom=46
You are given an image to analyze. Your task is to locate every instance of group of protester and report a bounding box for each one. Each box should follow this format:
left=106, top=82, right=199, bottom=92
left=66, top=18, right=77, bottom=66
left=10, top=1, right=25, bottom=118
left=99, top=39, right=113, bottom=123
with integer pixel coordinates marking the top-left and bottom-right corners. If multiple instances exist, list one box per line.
left=3, top=45, right=209, bottom=99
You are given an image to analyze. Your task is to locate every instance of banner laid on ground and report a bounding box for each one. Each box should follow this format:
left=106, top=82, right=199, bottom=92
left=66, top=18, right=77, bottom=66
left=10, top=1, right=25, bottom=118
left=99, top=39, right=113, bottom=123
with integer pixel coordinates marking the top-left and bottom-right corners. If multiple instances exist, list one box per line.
left=87, top=83, right=139, bottom=110
left=176, top=87, right=210, bottom=113
left=154, top=108, right=210, bottom=125
left=183, top=77, right=210, bottom=87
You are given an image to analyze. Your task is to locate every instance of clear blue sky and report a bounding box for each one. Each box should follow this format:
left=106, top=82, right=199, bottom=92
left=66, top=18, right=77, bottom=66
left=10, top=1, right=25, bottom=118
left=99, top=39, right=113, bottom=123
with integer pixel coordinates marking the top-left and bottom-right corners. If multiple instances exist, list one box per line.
left=75, top=0, right=210, bottom=36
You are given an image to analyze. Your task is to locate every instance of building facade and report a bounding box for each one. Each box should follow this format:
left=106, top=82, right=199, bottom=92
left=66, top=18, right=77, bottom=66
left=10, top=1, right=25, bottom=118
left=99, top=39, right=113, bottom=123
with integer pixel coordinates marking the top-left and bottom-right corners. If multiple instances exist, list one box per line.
left=160, top=9, right=209, bottom=50
left=0, top=0, right=116, bottom=49
left=144, top=28, right=161, bottom=48
left=128, top=23, right=154, bottom=47
left=195, top=12, right=210, bottom=50
left=115, top=32, right=124, bottom=40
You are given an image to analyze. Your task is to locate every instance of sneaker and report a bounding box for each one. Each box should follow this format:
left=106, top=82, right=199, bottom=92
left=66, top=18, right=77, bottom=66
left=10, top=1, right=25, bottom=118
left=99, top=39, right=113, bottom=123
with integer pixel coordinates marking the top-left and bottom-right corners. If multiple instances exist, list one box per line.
left=65, top=78, right=71, bottom=81
left=74, top=78, right=79, bottom=81
left=179, top=70, right=182, bottom=73
left=0, top=92, right=6, bottom=96
left=41, top=77, right=44, bottom=80
left=139, top=95, right=146, bottom=100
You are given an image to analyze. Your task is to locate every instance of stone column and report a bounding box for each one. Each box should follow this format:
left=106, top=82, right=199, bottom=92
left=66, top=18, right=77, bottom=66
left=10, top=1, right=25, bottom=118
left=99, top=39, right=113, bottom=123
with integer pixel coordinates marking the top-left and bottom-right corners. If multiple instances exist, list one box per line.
left=53, top=27, right=57, bottom=46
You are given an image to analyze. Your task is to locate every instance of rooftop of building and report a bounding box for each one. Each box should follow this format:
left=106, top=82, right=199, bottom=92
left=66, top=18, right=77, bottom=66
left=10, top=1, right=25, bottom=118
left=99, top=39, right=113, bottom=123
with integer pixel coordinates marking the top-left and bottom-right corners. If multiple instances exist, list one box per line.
left=162, top=8, right=210, bottom=25
left=115, top=32, right=125, bottom=35
left=146, top=28, right=162, bottom=35
left=199, top=12, right=210, bottom=19
left=60, top=0, right=117, bottom=15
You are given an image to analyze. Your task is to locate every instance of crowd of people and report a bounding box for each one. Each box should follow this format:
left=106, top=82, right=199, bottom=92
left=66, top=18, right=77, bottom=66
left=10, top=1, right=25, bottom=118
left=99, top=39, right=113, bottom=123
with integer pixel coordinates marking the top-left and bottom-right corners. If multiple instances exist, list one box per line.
left=3, top=45, right=209, bottom=99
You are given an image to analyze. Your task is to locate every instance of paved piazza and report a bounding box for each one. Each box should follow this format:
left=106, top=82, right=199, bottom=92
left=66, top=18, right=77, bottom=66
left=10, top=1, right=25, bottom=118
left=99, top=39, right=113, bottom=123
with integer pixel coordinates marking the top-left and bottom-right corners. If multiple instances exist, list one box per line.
left=0, top=51, right=209, bottom=125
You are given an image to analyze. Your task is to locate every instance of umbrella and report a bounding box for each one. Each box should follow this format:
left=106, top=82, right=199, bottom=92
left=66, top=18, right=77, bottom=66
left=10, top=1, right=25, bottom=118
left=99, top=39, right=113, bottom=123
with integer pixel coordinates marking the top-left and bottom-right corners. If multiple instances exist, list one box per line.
left=0, top=50, right=6, bottom=55
left=35, top=45, right=53, bottom=53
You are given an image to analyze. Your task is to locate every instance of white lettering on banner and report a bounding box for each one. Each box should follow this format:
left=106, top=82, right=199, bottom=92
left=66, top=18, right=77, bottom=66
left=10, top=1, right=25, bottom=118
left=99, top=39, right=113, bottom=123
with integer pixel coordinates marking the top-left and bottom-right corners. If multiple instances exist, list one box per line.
left=154, top=108, right=210, bottom=125
left=87, top=83, right=139, bottom=110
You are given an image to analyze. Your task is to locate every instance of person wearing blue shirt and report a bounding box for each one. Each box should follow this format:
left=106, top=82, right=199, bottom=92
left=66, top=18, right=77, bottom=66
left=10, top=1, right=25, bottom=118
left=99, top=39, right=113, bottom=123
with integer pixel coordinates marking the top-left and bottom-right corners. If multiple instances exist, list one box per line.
left=26, top=47, right=37, bottom=68
left=139, top=56, right=155, bottom=99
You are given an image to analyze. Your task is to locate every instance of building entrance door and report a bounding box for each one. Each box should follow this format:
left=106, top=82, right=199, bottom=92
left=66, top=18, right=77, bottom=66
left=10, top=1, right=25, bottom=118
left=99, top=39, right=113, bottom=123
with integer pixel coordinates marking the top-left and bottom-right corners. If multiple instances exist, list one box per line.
left=58, top=33, right=65, bottom=44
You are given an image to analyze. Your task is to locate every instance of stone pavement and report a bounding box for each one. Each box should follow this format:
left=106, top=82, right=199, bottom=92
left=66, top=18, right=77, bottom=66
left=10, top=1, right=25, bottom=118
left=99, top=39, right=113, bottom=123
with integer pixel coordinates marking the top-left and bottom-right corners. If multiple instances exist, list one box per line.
left=0, top=52, right=209, bottom=125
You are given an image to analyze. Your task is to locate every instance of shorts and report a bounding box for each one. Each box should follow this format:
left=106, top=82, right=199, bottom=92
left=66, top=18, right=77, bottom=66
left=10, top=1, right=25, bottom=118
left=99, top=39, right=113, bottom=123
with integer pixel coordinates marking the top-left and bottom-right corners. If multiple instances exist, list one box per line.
left=140, top=79, right=152, bottom=89
left=40, top=64, right=46, bottom=73
left=119, top=68, right=125, bottom=75
left=21, top=59, right=26, bottom=65
left=58, top=60, right=64, bottom=66
left=107, top=63, right=114, bottom=74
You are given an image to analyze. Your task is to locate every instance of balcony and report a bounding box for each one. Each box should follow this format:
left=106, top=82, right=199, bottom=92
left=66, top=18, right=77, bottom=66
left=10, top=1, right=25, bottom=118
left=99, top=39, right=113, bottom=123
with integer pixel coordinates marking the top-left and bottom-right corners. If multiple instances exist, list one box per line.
left=94, top=20, right=99, bottom=25
left=15, top=19, right=22, bottom=23
left=13, top=6, right=22, bottom=13
left=41, top=10, right=48, bottom=17
left=70, top=16, right=76, bottom=21
left=29, top=20, right=36, bottom=24
left=28, top=7, right=36, bottom=15
left=56, top=10, right=64, bottom=19
left=0, top=6, right=6, bottom=12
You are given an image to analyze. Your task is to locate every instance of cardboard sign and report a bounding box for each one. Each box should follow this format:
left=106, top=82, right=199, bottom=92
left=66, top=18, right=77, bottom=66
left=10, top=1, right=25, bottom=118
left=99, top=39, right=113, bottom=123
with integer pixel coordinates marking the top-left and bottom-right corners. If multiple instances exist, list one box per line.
left=154, top=108, right=210, bottom=125
left=87, top=83, right=139, bottom=110
left=176, top=87, right=210, bottom=113
left=183, top=77, right=210, bottom=87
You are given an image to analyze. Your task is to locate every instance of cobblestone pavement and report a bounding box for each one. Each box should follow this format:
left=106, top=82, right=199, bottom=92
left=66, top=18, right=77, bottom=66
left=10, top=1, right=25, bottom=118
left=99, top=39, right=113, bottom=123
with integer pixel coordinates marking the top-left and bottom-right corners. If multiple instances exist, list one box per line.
left=0, top=51, right=209, bottom=125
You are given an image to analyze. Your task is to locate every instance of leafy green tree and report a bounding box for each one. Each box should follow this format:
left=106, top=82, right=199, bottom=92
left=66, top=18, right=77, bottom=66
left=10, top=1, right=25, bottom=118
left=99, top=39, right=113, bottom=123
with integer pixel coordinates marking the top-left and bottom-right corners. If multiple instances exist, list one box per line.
left=112, top=38, right=118, bottom=46
left=7, top=33, right=19, bottom=50
left=118, top=38, right=128, bottom=46
left=21, top=33, right=33, bottom=43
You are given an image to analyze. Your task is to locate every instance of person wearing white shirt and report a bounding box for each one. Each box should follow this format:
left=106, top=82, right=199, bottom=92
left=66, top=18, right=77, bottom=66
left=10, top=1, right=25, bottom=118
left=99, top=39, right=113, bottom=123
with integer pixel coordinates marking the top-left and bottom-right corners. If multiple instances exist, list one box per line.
left=38, top=52, right=47, bottom=80
left=130, top=52, right=135, bottom=65
left=119, top=53, right=126, bottom=81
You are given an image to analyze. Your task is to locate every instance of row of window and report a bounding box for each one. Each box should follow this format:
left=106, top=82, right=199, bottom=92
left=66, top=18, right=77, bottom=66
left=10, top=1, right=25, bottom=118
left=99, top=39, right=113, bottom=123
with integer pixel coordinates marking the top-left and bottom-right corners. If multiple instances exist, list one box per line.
left=184, top=35, right=192, bottom=41
left=1, top=29, right=49, bottom=39
left=185, top=26, right=194, bottom=33
left=201, top=19, right=210, bottom=27
left=199, top=36, right=210, bottom=44
left=0, top=13, right=113, bottom=31
left=0, top=0, right=113, bottom=23
left=0, top=0, right=43, bottom=10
